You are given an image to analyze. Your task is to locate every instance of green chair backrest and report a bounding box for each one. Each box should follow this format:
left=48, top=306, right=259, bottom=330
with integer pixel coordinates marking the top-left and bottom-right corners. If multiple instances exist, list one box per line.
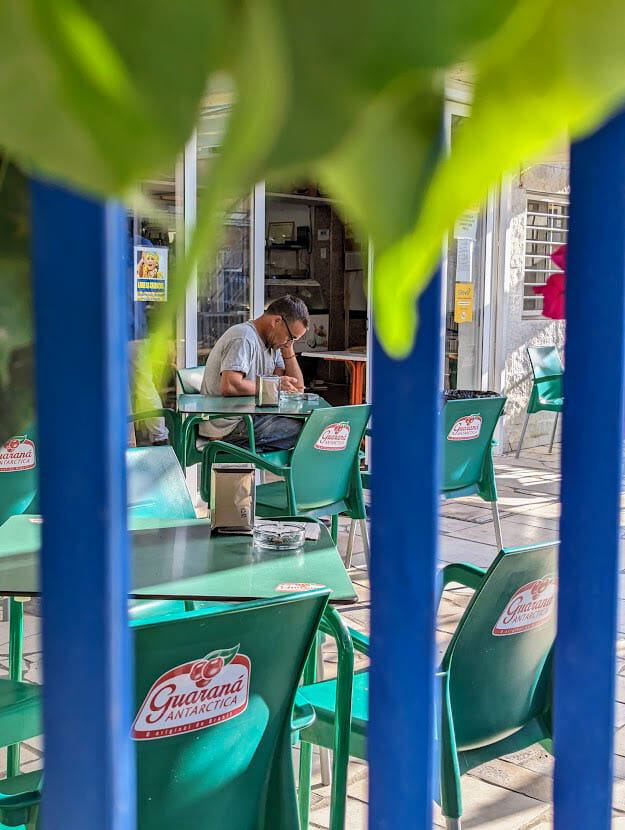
left=443, top=542, right=558, bottom=751
left=0, top=425, right=38, bottom=525
left=177, top=366, right=204, bottom=394
left=442, top=397, right=505, bottom=495
left=127, top=446, right=196, bottom=519
left=528, top=345, right=563, bottom=405
left=289, top=405, right=371, bottom=511
left=132, top=591, right=329, bottom=830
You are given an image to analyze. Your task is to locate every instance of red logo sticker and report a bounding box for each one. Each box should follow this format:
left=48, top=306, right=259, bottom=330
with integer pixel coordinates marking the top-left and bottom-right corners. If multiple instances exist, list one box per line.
left=0, top=436, right=36, bottom=472
left=314, top=423, right=350, bottom=451
left=492, top=575, right=557, bottom=636
left=447, top=415, right=482, bottom=441
left=132, top=644, right=250, bottom=740
left=275, top=582, right=326, bottom=593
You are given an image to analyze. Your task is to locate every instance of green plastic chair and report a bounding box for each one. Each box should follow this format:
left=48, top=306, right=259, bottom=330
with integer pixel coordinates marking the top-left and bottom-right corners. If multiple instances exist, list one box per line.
left=0, top=591, right=330, bottom=830
left=0, top=677, right=42, bottom=829
left=176, top=366, right=204, bottom=394
left=516, top=345, right=564, bottom=457
left=129, top=408, right=182, bottom=464
left=0, top=426, right=38, bottom=527
left=442, top=396, right=506, bottom=550
left=201, top=404, right=371, bottom=543
left=296, top=541, right=557, bottom=830
left=127, top=446, right=196, bottom=520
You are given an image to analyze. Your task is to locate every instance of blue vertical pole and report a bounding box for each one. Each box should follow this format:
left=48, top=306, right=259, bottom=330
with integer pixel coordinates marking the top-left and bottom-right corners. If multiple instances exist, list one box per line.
left=554, top=109, right=625, bottom=828
left=31, top=181, right=134, bottom=830
left=369, top=271, right=442, bottom=828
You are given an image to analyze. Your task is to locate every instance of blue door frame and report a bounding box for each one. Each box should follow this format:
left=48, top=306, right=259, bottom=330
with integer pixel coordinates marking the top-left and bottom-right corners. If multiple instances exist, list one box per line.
left=28, top=113, right=625, bottom=828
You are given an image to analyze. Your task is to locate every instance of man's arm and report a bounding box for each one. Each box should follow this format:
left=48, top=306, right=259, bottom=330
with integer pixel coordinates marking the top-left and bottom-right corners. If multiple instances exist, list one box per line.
left=220, top=370, right=256, bottom=396
left=275, top=344, right=304, bottom=392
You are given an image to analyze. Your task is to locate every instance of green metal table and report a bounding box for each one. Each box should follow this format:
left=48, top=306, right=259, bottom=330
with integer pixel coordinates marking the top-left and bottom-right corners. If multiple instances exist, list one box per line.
left=0, top=513, right=355, bottom=829
left=177, top=393, right=331, bottom=465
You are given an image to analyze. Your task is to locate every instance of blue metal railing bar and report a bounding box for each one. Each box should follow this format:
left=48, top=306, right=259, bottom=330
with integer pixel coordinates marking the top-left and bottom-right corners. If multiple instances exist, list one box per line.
left=31, top=181, right=135, bottom=830
left=369, top=270, right=442, bottom=828
left=554, top=108, right=625, bottom=829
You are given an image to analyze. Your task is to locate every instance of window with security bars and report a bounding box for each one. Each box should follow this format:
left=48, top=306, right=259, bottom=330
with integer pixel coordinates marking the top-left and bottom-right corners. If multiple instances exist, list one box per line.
left=523, top=194, right=569, bottom=315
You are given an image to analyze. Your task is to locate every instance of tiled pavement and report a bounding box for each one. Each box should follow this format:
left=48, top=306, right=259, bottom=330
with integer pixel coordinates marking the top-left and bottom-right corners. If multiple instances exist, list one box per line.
left=3, top=443, right=624, bottom=827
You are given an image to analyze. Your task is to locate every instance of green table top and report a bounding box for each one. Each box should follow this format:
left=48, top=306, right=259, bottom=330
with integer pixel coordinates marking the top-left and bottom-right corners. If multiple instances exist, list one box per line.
left=0, top=515, right=357, bottom=604
left=177, top=393, right=331, bottom=416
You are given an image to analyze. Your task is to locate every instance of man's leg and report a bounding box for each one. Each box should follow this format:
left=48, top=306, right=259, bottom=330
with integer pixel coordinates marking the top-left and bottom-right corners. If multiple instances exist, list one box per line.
left=225, top=415, right=302, bottom=451
left=252, top=415, right=302, bottom=450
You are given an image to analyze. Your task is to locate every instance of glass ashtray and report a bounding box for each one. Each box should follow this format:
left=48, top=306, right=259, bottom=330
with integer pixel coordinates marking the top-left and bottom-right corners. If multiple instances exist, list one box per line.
left=279, top=390, right=305, bottom=401
left=253, top=521, right=306, bottom=551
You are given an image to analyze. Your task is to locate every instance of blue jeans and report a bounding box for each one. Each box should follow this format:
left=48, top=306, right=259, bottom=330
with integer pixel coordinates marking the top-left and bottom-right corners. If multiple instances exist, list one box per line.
left=227, top=415, right=302, bottom=452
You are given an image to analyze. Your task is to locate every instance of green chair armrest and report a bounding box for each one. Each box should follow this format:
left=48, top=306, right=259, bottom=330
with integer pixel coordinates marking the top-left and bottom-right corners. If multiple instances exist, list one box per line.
left=442, top=562, right=486, bottom=590
left=292, top=693, right=316, bottom=732
left=348, top=627, right=370, bottom=656
left=534, top=373, right=563, bottom=384
left=436, top=563, right=486, bottom=609
left=204, top=441, right=290, bottom=476
left=200, top=440, right=292, bottom=504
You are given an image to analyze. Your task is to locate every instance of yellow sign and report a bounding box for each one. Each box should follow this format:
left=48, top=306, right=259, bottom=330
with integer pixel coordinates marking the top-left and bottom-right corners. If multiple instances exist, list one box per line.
left=454, top=283, right=473, bottom=323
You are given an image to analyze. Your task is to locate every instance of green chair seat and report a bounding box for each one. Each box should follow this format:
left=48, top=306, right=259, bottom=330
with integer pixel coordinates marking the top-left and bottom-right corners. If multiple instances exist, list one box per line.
left=0, top=770, right=42, bottom=829
left=299, top=670, right=368, bottom=760
left=255, top=480, right=348, bottom=520
left=537, top=396, right=563, bottom=410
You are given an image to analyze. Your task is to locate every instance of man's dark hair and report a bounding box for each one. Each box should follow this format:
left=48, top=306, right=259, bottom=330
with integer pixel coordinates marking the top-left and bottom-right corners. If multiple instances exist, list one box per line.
left=266, top=294, right=309, bottom=328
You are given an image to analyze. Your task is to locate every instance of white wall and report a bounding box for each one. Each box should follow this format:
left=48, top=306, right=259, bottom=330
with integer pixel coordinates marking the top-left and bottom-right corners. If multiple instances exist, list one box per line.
left=500, top=162, right=568, bottom=452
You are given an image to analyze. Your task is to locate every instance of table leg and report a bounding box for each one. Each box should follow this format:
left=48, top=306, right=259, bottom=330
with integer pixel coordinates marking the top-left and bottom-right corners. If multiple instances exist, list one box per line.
left=7, top=596, right=25, bottom=776
left=348, top=361, right=365, bottom=405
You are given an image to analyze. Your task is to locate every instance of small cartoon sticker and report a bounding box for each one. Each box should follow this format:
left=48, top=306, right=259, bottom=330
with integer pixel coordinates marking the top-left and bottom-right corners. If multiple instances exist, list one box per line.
left=132, top=644, right=250, bottom=740
left=275, top=582, right=326, bottom=593
left=134, top=245, right=168, bottom=302
left=0, top=436, right=36, bottom=472
left=447, top=415, right=482, bottom=441
left=492, top=575, right=557, bottom=636
left=314, top=423, right=350, bottom=451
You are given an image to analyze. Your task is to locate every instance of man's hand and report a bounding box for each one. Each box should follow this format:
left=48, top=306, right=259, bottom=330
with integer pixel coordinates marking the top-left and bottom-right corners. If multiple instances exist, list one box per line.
left=279, top=375, right=301, bottom=393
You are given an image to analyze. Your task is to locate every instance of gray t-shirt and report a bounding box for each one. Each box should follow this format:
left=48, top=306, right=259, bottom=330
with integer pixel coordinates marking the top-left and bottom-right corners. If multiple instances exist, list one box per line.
left=199, top=321, right=284, bottom=438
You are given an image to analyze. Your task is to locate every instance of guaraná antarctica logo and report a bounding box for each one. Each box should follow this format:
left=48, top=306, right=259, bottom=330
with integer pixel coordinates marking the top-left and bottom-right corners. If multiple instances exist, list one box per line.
left=314, top=422, right=351, bottom=451
left=0, top=435, right=36, bottom=472
left=492, top=575, right=558, bottom=636
left=132, top=644, right=250, bottom=740
left=447, top=415, right=482, bottom=441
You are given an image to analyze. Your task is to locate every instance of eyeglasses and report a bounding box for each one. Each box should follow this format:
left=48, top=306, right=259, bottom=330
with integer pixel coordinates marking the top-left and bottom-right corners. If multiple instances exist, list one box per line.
left=281, top=316, right=296, bottom=342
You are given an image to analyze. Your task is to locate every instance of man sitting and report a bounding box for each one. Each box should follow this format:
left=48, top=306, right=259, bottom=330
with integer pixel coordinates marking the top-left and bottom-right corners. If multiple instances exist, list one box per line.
left=199, top=295, right=308, bottom=451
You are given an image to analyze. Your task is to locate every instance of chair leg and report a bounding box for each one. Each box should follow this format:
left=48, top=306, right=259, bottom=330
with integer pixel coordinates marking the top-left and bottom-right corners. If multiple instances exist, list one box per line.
left=7, top=596, right=25, bottom=776
left=298, top=643, right=317, bottom=830
left=515, top=412, right=530, bottom=458
left=345, top=520, right=356, bottom=568
left=360, top=519, right=370, bottom=573
left=445, top=818, right=462, bottom=830
left=316, top=641, right=332, bottom=787
left=491, top=502, right=503, bottom=551
left=331, top=514, right=339, bottom=544
left=549, top=411, right=559, bottom=454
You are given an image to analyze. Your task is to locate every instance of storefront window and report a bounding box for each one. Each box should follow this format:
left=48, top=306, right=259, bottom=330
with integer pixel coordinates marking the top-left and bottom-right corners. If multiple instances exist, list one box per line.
left=127, top=170, right=181, bottom=441
left=444, top=113, right=490, bottom=390
left=196, top=94, right=251, bottom=364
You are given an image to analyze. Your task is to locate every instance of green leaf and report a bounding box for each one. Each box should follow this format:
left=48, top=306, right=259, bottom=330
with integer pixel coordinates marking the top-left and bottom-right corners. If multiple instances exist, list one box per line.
left=373, top=0, right=625, bottom=356
left=0, top=0, right=231, bottom=194
left=205, top=644, right=240, bottom=667
left=262, top=0, right=528, bottom=174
